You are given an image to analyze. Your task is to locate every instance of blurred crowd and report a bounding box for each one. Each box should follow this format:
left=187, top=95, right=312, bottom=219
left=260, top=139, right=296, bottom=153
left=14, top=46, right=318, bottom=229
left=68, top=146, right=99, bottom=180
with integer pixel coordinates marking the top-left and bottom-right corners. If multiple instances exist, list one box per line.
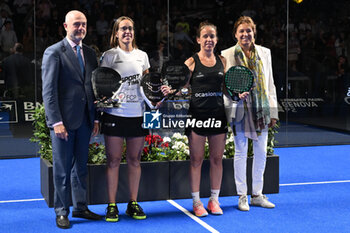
left=1, top=0, right=350, bottom=100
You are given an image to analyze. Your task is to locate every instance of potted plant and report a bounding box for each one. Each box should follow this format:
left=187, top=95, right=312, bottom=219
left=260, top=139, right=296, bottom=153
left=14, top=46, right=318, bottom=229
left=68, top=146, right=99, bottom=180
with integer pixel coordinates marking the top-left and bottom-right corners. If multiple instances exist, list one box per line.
left=31, top=106, right=279, bottom=207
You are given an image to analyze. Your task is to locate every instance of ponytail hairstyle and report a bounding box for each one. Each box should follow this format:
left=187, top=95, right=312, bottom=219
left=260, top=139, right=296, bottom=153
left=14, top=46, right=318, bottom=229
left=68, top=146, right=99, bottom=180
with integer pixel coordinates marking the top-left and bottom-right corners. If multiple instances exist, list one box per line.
left=196, top=20, right=217, bottom=38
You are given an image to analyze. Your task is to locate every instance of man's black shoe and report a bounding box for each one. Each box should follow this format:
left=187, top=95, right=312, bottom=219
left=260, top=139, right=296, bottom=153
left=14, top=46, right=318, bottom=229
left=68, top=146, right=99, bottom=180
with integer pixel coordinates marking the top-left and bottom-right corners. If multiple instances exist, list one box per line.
left=56, top=215, right=70, bottom=229
left=72, top=209, right=102, bottom=220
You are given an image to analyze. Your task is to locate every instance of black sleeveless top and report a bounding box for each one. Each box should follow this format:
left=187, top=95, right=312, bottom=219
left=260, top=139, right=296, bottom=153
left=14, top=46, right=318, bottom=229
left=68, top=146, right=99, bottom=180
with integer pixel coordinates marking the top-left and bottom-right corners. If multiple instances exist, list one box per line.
left=189, top=53, right=225, bottom=118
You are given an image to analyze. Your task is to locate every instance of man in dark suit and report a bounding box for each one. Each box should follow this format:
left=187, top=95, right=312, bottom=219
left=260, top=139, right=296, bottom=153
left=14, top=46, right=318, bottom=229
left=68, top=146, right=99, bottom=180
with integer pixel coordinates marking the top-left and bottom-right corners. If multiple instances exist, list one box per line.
left=2, top=43, right=33, bottom=98
left=41, top=10, right=101, bottom=229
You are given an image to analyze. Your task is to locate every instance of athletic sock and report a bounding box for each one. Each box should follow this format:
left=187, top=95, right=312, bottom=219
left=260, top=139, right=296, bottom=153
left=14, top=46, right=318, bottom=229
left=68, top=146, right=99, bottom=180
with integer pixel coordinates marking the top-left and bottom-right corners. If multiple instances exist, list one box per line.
left=210, top=189, right=220, bottom=201
left=191, top=192, right=200, bottom=203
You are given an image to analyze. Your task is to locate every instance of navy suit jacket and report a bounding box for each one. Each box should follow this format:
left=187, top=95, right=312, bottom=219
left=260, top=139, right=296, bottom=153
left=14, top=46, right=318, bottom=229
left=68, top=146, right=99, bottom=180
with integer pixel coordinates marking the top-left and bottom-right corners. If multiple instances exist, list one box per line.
left=42, top=38, right=98, bottom=130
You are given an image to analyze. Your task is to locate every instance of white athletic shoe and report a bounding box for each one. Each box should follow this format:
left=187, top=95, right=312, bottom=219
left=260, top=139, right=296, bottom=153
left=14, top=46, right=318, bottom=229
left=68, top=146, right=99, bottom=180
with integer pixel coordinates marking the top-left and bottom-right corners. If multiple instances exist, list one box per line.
left=238, top=195, right=250, bottom=211
left=250, top=195, right=275, bottom=208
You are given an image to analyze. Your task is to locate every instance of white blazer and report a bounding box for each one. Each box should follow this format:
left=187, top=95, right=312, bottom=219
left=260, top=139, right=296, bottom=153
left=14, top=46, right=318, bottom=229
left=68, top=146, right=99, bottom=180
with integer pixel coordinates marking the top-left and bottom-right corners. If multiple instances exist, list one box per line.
left=221, top=44, right=278, bottom=124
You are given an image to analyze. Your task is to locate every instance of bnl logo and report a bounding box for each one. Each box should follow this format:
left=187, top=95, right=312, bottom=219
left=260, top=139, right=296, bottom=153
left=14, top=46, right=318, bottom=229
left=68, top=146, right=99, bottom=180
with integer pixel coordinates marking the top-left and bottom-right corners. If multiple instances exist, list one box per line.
left=142, top=110, right=162, bottom=129
left=0, top=101, right=17, bottom=123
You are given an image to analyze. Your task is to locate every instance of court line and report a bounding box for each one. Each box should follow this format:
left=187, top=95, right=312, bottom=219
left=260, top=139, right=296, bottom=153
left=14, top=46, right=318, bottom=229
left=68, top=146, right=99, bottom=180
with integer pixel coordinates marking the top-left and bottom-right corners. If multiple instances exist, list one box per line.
left=280, top=180, right=350, bottom=186
left=167, top=199, right=219, bottom=233
left=0, top=198, right=44, bottom=203
left=1, top=179, right=350, bottom=204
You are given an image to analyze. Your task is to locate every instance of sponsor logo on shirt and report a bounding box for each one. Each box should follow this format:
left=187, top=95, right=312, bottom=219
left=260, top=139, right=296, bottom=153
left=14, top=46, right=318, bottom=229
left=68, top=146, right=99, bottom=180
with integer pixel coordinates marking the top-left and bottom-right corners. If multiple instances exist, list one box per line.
left=122, top=74, right=140, bottom=85
left=196, top=72, right=204, bottom=78
left=194, top=92, right=222, bottom=98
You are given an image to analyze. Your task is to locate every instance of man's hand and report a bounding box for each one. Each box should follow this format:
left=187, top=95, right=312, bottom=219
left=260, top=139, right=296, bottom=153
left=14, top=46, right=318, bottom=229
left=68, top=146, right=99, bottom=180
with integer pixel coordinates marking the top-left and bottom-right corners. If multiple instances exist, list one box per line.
left=54, top=124, right=68, bottom=141
left=92, top=122, right=100, bottom=137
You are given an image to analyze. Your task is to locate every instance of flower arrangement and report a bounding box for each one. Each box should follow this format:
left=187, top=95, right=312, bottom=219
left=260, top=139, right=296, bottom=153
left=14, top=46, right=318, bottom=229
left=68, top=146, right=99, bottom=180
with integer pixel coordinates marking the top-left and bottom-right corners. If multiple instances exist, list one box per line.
left=163, top=133, right=190, bottom=161
left=32, top=106, right=278, bottom=164
left=87, top=142, right=107, bottom=164
left=141, top=134, right=168, bottom=161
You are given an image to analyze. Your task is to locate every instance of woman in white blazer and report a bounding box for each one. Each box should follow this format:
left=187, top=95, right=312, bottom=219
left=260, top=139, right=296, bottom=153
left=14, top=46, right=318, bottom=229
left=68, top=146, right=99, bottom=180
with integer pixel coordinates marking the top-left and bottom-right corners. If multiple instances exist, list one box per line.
left=221, top=16, right=278, bottom=211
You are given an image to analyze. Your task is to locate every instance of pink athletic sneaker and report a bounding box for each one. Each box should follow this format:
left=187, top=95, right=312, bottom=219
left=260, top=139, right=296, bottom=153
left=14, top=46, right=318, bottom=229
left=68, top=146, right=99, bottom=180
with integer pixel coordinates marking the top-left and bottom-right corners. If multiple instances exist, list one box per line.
left=193, top=201, right=208, bottom=217
left=207, top=198, right=223, bottom=215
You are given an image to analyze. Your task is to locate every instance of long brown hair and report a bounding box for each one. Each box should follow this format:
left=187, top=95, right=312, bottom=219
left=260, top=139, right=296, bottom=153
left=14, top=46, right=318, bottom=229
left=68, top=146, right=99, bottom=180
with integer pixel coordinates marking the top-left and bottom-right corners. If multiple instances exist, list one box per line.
left=110, top=16, right=137, bottom=48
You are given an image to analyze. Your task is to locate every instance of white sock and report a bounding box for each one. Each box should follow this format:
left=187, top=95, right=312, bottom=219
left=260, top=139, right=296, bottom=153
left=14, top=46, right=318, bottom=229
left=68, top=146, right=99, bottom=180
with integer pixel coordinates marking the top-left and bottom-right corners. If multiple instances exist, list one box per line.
left=191, top=192, right=200, bottom=203
left=210, top=189, right=220, bottom=200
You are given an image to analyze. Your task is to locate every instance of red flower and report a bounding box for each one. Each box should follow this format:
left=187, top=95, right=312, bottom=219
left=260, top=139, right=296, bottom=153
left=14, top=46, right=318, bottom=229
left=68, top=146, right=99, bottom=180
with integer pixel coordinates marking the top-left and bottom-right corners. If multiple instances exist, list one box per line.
left=143, top=147, right=149, bottom=155
left=161, top=142, right=169, bottom=148
left=144, top=134, right=165, bottom=148
left=145, top=135, right=152, bottom=145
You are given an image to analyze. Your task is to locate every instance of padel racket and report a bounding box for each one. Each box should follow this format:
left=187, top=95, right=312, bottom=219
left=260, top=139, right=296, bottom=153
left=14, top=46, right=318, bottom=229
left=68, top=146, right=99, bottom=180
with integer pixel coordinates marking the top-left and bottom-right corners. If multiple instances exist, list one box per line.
left=140, top=72, right=164, bottom=109
left=224, top=65, right=254, bottom=99
left=91, top=67, right=122, bottom=108
left=161, top=60, right=190, bottom=99
left=141, top=61, right=190, bottom=109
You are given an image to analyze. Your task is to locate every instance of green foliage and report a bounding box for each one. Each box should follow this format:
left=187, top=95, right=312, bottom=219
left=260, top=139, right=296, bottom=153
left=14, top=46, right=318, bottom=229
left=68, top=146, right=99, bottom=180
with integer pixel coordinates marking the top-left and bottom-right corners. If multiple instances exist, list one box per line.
left=247, top=122, right=280, bottom=157
left=225, top=122, right=279, bottom=158
left=30, top=106, right=113, bottom=164
left=87, top=142, right=107, bottom=164
left=30, top=106, right=52, bottom=162
left=224, top=131, right=235, bottom=158
left=267, top=121, right=280, bottom=155
left=160, top=133, right=190, bottom=161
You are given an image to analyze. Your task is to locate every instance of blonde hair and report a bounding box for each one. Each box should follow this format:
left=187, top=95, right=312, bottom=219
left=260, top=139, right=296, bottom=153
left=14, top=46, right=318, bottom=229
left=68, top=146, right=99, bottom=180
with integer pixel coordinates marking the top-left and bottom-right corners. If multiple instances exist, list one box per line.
left=233, top=16, right=257, bottom=37
left=110, top=16, right=137, bottom=48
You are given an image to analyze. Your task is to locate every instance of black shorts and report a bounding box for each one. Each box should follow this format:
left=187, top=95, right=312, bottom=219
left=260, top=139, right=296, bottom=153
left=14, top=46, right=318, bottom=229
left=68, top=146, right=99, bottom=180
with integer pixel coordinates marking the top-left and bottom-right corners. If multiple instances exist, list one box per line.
left=100, top=113, right=149, bottom=137
left=185, top=114, right=228, bottom=136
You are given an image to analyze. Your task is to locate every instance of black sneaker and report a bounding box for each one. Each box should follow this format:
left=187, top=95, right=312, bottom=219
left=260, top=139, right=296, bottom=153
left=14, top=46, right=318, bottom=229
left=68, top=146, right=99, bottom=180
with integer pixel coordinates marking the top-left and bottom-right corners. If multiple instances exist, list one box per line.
left=105, top=203, right=119, bottom=222
left=126, top=201, right=146, bottom=220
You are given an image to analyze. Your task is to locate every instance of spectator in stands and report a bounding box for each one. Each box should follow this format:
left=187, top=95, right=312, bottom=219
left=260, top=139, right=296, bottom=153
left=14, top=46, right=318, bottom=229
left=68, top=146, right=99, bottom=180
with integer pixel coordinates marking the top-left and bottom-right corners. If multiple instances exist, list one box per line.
left=0, top=1, right=12, bottom=18
left=22, top=26, right=34, bottom=57
left=37, top=0, right=53, bottom=20
left=335, top=32, right=346, bottom=57
left=35, top=28, right=48, bottom=57
left=0, top=9, right=11, bottom=31
left=0, top=21, right=17, bottom=58
left=2, top=43, right=33, bottom=98
left=149, top=40, right=170, bottom=72
left=156, top=13, right=167, bottom=43
left=288, top=31, right=301, bottom=71
left=84, top=25, right=98, bottom=47
left=96, top=12, right=109, bottom=49
left=175, top=16, right=190, bottom=34
left=174, top=24, right=193, bottom=46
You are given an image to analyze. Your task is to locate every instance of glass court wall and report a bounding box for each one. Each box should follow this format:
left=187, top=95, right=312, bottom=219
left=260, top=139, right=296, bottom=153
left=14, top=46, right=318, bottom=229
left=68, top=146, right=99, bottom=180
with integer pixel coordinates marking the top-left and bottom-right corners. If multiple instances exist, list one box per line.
left=1, top=0, right=350, bottom=158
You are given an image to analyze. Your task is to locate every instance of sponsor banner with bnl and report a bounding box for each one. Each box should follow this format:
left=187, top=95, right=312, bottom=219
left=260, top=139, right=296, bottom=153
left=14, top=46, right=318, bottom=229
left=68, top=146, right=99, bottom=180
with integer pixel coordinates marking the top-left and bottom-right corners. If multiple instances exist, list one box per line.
left=0, top=101, right=18, bottom=123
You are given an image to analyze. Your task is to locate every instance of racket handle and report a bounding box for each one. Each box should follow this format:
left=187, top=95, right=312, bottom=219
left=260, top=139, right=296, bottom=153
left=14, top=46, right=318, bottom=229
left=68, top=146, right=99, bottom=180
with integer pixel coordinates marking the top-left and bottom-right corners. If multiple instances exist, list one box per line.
left=143, top=96, right=158, bottom=110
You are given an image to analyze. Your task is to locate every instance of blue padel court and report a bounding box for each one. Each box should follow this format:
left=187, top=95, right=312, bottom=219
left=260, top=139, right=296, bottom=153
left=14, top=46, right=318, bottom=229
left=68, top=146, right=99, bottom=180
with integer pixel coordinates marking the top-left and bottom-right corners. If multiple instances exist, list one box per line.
left=1, top=145, right=350, bottom=233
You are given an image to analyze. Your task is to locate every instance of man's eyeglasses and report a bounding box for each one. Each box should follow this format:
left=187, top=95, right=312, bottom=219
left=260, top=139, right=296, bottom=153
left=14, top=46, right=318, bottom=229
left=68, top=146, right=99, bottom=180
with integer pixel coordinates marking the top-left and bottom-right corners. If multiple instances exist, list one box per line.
left=119, top=26, right=133, bottom=32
